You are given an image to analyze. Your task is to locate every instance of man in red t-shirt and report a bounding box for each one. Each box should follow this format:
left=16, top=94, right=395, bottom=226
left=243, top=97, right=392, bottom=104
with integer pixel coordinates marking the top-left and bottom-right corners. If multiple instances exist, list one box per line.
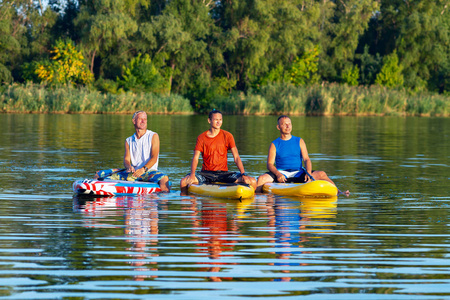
left=180, top=110, right=257, bottom=193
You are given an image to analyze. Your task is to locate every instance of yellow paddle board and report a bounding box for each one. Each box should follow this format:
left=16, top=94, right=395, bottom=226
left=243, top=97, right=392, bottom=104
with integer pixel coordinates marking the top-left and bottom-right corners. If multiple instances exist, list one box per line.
left=262, top=180, right=338, bottom=197
left=188, top=183, right=255, bottom=199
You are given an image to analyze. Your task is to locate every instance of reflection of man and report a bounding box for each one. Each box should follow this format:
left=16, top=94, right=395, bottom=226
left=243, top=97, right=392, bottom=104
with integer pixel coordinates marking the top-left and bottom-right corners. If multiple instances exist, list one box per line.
left=95, top=111, right=170, bottom=192
left=256, top=115, right=349, bottom=195
left=125, top=196, right=160, bottom=280
left=180, top=110, right=256, bottom=193
left=198, top=200, right=236, bottom=282
left=269, top=196, right=308, bottom=282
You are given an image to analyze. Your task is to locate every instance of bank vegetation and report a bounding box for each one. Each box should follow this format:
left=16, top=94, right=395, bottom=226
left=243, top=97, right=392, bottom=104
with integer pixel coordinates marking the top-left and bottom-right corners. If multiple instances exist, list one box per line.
left=1, top=83, right=447, bottom=116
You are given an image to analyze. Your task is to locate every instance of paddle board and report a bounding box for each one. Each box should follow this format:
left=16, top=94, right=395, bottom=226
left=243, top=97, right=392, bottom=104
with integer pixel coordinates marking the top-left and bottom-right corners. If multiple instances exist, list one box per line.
left=73, top=179, right=161, bottom=196
left=188, top=183, right=255, bottom=199
left=262, top=180, right=338, bottom=197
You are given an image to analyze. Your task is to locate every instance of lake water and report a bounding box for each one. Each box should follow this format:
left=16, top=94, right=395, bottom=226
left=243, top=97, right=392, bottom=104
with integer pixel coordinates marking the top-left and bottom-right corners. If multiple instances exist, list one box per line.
left=0, top=114, right=449, bottom=299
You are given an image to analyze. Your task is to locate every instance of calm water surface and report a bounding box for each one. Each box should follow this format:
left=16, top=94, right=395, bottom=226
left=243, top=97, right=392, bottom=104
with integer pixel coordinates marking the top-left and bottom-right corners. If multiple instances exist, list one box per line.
left=0, top=114, right=449, bottom=299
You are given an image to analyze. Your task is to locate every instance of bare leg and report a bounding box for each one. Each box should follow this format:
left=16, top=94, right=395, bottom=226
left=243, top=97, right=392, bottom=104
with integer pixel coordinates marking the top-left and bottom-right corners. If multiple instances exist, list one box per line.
left=311, top=170, right=336, bottom=185
left=311, top=170, right=349, bottom=196
left=180, top=175, right=199, bottom=195
left=255, top=173, right=275, bottom=193
left=238, top=175, right=257, bottom=190
left=159, top=176, right=170, bottom=192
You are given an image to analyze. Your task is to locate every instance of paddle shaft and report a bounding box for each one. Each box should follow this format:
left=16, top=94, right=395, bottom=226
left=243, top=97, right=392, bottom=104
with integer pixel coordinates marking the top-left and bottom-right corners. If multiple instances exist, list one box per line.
left=98, top=168, right=126, bottom=181
left=302, top=167, right=315, bottom=181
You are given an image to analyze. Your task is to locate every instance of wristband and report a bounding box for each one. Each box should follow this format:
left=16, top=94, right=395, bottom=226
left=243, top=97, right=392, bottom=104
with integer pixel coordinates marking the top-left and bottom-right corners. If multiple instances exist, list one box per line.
left=144, top=166, right=148, bottom=172
left=241, top=173, right=247, bottom=177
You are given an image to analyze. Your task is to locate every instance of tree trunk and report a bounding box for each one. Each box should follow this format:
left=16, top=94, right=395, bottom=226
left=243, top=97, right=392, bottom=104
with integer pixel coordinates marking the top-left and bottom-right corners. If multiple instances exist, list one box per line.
left=90, top=50, right=96, bottom=75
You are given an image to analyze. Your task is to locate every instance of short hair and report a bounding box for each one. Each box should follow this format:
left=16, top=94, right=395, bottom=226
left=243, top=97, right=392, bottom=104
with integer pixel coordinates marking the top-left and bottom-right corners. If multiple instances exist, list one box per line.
left=277, top=115, right=290, bottom=124
left=132, top=110, right=146, bottom=120
left=208, top=109, right=222, bottom=119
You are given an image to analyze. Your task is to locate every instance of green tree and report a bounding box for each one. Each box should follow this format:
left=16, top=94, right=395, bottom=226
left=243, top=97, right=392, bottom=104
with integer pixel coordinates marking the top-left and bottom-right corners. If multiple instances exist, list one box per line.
left=35, top=39, right=93, bottom=86
left=370, top=0, right=449, bottom=91
left=137, top=0, right=221, bottom=109
left=0, top=1, right=19, bottom=83
left=357, top=45, right=382, bottom=85
left=75, top=0, right=145, bottom=77
left=375, top=51, right=403, bottom=88
left=289, top=47, right=320, bottom=86
left=258, top=63, right=289, bottom=87
left=342, top=65, right=359, bottom=86
left=0, top=0, right=57, bottom=83
left=214, top=0, right=323, bottom=91
left=319, top=0, right=378, bottom=81
left=117, top=53, right=169, bottom=94
left=51, top=0, right=80, bottom=42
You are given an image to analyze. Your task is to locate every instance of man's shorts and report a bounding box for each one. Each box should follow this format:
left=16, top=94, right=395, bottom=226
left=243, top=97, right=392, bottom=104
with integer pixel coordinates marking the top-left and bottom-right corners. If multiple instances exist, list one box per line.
left=96, top=168, right=167, bottom=183
left=266, top=169, right=311, bottom=183
left=192, top=171, right=242, bottom=184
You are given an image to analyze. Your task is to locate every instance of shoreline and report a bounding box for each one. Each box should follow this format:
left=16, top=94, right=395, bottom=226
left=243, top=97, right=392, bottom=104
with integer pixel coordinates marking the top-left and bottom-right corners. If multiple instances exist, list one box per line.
left=1, top=83, right=448, bottom=117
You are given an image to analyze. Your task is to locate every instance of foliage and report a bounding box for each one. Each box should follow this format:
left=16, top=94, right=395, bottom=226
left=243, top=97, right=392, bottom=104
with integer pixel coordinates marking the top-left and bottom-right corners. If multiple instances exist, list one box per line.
left=365, top=0, right=449, bottom=92
left=208, top=83, right=449, bottom=116
left=2, top=82, right=448, bottom=116
left=74, top=0, right=142, bottom=77
left=35, top=39, right=93, bottom=86
left=0, top=0, right=448, bottom=112
left=375, top=51, right=404, bottom=88
left=258, top=63, right=289, bottom=88
left=117, top=53, right=169, bottom=94
left=0, top=0, right=25, bottom=83
left=289, top=47, right=320, bottom=86
left=320, top=0, right=379, bottom=80
left=357, top=45, right=382, bottom=85
left=94, top=77, right=121, bottom=94
left=342, top=65, right=360, bottom=86
left=0, top=83, right=193, bottom=113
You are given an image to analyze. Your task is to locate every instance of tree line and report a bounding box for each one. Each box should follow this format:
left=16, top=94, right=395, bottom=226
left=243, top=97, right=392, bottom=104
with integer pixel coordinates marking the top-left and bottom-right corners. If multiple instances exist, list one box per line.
left=1, top=0, right=448, bottom=112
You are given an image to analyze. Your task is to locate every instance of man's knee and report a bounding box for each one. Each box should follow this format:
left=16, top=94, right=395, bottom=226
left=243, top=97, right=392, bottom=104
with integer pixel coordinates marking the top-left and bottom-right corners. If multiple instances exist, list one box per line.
left=246, top=176, right=257, bottom=185
left=313, top=170, right=328, bottom=180
left=257, top=173, right=273, bottom=184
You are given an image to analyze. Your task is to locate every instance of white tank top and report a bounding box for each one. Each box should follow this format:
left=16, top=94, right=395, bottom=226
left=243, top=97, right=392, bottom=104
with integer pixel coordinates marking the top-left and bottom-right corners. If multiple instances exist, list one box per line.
left=126, top=130, right=159, bottom=170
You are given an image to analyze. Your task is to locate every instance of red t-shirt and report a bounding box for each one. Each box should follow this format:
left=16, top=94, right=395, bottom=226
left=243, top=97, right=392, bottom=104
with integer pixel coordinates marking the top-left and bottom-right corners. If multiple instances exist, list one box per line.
left=194, top=130, right=236, bottom=171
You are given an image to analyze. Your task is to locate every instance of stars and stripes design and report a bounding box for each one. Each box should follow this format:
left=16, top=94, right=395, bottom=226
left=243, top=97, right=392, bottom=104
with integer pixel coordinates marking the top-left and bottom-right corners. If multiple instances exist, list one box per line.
left=73, top=179, right=161, bottom=196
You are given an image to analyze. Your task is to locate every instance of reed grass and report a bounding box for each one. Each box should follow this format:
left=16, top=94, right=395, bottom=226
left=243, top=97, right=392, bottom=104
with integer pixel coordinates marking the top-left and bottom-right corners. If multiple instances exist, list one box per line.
left=1, top=82, right=448, bottom=116
left=209, top=83, right=449, bottom=116
left=0, top=83, right=194, bottom=114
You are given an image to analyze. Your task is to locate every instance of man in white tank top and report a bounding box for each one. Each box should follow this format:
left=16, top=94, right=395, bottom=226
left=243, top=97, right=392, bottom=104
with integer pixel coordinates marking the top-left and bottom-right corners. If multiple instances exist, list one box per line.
left=94, top=111, right=170, bottom=192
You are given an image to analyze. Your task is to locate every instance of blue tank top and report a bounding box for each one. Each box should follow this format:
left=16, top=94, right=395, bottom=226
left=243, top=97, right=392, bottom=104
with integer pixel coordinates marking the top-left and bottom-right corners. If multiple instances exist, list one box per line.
left=273, top=136, right=303, bottom=171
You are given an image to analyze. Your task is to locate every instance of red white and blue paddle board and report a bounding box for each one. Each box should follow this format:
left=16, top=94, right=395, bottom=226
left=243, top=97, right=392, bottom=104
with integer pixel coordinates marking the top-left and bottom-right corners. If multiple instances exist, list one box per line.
left=73, top=179, right=161, bottom=196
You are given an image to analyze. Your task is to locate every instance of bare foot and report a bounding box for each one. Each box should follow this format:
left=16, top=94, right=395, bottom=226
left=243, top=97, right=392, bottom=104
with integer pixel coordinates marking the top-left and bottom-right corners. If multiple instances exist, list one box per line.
left=339, top=190, right=350, bottom=196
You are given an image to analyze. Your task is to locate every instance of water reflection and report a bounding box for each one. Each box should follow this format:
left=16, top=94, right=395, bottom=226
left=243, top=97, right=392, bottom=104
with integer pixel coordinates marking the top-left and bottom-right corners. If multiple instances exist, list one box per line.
left=73, top=194, right=340, bottom=284
left=265, top=196, right=338, bottom=281
left=74, top=195, right=163, bottom=281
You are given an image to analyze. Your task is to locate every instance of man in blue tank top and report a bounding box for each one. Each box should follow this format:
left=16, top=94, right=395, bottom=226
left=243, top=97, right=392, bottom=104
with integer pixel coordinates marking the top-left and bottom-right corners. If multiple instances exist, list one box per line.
left=256, top=115, right=349, bottom=195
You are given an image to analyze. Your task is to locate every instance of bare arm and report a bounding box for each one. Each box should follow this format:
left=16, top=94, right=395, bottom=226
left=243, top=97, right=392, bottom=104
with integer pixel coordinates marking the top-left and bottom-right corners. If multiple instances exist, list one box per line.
left=267, top=142, right=286, bottom=183
left=300, top=138, right=313, bottom=180
left=230, top=146, right=246, bottom=174
left=146, top=133, right=160, bottom=170
left=123, top=141, right=134, bottom=172
left=185, top=150, right=201, bottom=184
